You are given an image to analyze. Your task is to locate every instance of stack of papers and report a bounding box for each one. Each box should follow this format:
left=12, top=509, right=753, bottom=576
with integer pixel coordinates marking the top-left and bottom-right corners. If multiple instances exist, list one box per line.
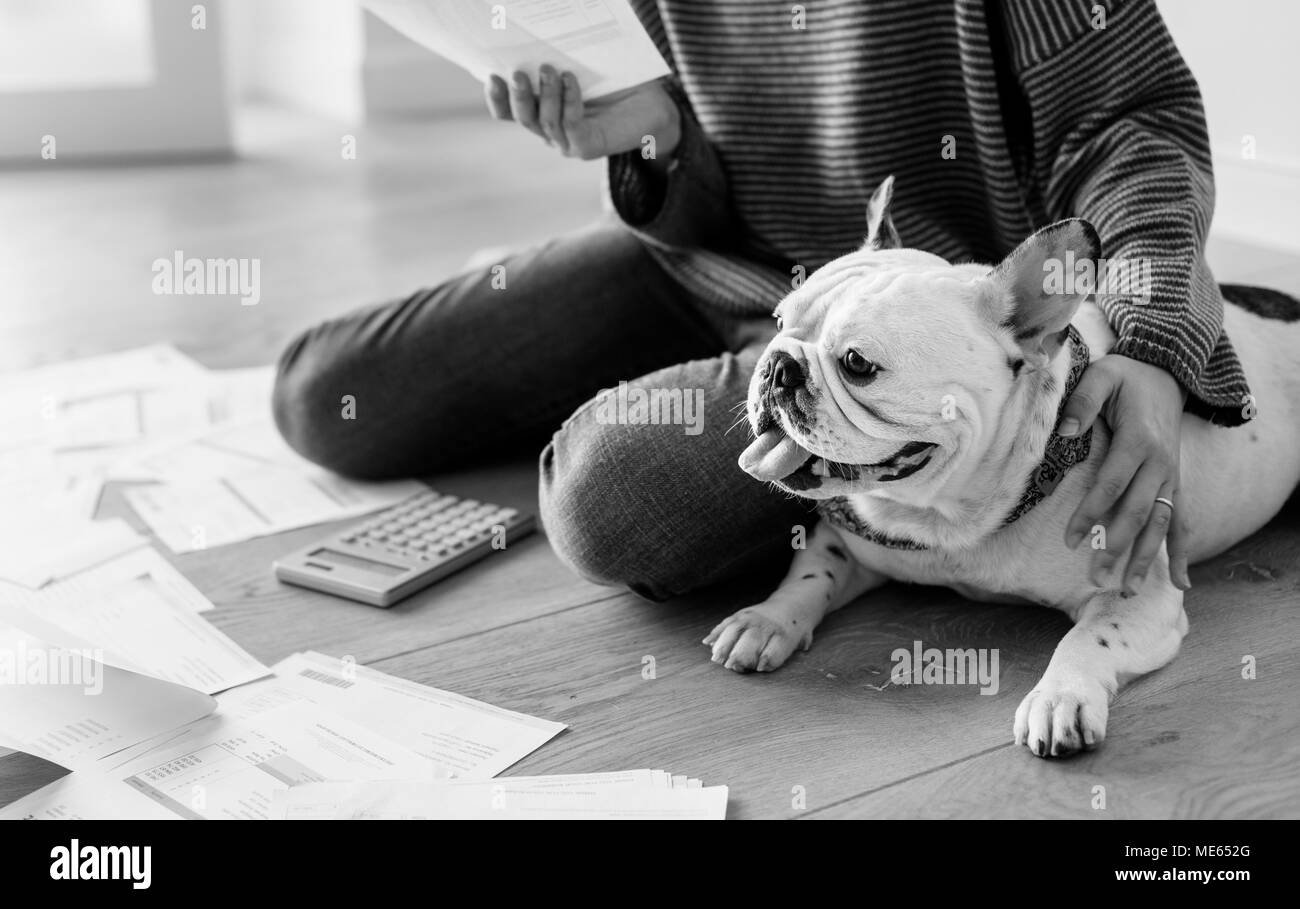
left=0, top=652, right=569, bottom=820
left=0, top=345, right=731, bottom=820
left=0, top=344, right=424, bottom=567
left=1, top=649, right=727, bottom=820
left=0, top=345, right=217, bottom=503
left=0, top=543, right=271, bottom=769
left=0, top=551, right=268, bottom=698
left=0, top=617, right=218, bottom=772
left=0, top=344, right=418, bottom=769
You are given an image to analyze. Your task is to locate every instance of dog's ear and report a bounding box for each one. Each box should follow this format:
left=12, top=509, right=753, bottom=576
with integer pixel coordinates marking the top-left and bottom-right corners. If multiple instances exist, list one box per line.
left=979, top=218, right=1101, bottom=365
left=862, top=175, right=901, bottom=251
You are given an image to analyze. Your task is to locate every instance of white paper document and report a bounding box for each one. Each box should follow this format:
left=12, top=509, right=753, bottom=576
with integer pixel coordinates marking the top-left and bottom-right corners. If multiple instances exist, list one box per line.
left=252, top=651, right=566, bottom=778
left=105, top=370, right=282, bottom=484
left=0, top=344, right=206, bottom=392
left=112, top=416, right=292, bottom=487
left=272, top=773, right=729, bottom=820
left=364, top=0, right=671, bottom=99
left=0, top=348, right=280, bottom=534
left=0, top=517, right=144, bottom=589
left=0, top=451, right=102, bottom=521
left=1, top=702, right=432, bottom=821
left=0, top=345, right=210, bottom=478
left=0, top=347, right=263, bottom=456
left=107, top=703, right=434, bottom=820
left=24, top=577, right=265, bottom=695
left=0, top=547, right=266, bottom=695
left=0, top=547, right=216, bottom=615
left=3, top=651, right=570, bottom=818
left=123, top=467, right=426, bottom=553
left=0, top=771, right=179, bottom=820
left=0, top=613, right=217, bottom=772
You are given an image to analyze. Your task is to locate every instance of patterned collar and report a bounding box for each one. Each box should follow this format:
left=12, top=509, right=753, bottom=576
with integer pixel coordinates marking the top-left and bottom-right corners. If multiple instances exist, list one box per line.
left=817, top=327, right=1093, bottom=550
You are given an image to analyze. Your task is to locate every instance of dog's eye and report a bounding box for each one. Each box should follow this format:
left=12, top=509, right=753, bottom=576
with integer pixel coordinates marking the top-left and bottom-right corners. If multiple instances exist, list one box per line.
left=775, top=314, right=784, bottom=331
left=840, top=349, right=878, bottom=379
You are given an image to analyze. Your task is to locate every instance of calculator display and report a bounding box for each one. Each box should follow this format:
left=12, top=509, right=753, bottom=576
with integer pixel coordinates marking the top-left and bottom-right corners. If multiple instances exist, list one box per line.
left=306, top=548, right=408, bottom=577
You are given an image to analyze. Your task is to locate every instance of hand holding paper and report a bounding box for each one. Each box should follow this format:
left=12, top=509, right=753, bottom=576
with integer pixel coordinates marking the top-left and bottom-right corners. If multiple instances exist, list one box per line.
left=486, top=66, right=679, bottom=162
left=364, top=0, right=671, bottom=100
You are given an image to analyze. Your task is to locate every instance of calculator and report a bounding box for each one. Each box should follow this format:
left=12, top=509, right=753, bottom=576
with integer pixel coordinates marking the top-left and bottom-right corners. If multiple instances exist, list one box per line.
left=273, top=489, right=535, bottom=607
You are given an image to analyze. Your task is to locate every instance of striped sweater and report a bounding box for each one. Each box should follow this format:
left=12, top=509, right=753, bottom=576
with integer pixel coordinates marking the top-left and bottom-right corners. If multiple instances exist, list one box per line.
left=605, top=0, right=1253, bottom=426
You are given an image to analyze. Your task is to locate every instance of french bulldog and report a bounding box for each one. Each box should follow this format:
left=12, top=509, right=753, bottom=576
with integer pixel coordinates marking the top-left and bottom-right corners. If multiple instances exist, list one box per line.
left=710, top=176, right=1300, bottom=758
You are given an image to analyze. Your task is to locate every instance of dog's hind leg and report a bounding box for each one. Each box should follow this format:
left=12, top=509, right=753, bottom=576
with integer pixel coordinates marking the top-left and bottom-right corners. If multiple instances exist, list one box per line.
left=1014, top=552, right=1187, bottom=758
left=704, top=520, right=886, bottom=673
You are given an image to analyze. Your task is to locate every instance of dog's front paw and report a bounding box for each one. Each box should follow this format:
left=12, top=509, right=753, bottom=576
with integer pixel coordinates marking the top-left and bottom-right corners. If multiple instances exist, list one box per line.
left=1013, top=675, right=1110, bottom=758
left=703, top=606, right=811, bottom=673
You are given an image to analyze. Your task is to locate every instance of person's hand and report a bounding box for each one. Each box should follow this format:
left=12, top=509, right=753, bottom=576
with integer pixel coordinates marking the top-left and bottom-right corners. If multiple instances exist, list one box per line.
left=485, top=67, right=680, bottom=165
left=1060, top=354, right=1192, bottom=594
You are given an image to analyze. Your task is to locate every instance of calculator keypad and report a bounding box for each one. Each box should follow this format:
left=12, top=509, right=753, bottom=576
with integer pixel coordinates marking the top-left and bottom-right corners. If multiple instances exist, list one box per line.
left=346, top=491, right=521, bottom=562
left=275, top=486, right=537, bottom=607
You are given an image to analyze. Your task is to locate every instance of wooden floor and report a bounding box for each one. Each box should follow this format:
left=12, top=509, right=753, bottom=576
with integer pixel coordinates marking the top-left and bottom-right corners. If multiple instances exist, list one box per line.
left=2, top=106, right=1298, bottom=819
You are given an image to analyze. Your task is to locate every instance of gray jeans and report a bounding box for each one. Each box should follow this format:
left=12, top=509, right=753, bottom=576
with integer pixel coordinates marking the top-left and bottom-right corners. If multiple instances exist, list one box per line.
left=272, top=220, right=812, bottom=600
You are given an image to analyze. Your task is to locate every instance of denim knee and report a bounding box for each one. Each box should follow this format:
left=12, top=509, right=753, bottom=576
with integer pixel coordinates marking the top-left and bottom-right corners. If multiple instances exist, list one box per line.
left=271, top=323, right=379, bottom=479
left=538, top=412, right=684, bottom=601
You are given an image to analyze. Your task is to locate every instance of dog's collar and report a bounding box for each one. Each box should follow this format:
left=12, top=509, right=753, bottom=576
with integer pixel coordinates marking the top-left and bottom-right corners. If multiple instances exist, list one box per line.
left=817, top=327, right=1094, bottom=550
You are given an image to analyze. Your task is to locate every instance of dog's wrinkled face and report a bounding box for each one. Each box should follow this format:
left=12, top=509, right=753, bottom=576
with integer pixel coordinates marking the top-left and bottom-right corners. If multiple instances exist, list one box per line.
left=739, top=177, right=1099, bottom=501
left=740, top=250, right=1000, bottom=499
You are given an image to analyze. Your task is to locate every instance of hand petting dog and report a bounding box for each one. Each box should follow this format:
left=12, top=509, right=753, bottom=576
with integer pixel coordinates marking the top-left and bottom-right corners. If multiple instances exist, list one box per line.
left=1061, top=355, right=1193, bottom=594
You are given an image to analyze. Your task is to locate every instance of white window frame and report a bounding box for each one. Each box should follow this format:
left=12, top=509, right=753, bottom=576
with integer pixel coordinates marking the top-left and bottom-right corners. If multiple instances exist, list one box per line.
left=0, top=0, right=231, bottom=162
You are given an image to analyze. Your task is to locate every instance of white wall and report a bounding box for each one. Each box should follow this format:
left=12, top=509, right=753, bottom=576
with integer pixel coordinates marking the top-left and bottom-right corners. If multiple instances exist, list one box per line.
left=223, top=0, right=364, bottom=121
left=222, top=0, right=479, bottom=122
left=1159, top=0, right=1300, bottom=252
left=0, top=0, right=231, bottom=162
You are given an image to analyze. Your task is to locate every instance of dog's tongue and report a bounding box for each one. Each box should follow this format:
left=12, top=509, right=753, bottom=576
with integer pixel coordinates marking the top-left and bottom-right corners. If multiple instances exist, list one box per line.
left=739, top=429, right=810, bottom=481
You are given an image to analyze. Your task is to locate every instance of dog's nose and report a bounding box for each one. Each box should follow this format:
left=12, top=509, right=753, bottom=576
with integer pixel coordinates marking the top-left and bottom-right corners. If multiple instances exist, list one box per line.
left=769, top=352, right=805, bottom=390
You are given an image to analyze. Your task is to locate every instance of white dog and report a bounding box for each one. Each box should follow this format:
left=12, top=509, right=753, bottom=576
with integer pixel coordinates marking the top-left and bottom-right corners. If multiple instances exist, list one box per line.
left=709, top=177, right=1300, bottom=758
